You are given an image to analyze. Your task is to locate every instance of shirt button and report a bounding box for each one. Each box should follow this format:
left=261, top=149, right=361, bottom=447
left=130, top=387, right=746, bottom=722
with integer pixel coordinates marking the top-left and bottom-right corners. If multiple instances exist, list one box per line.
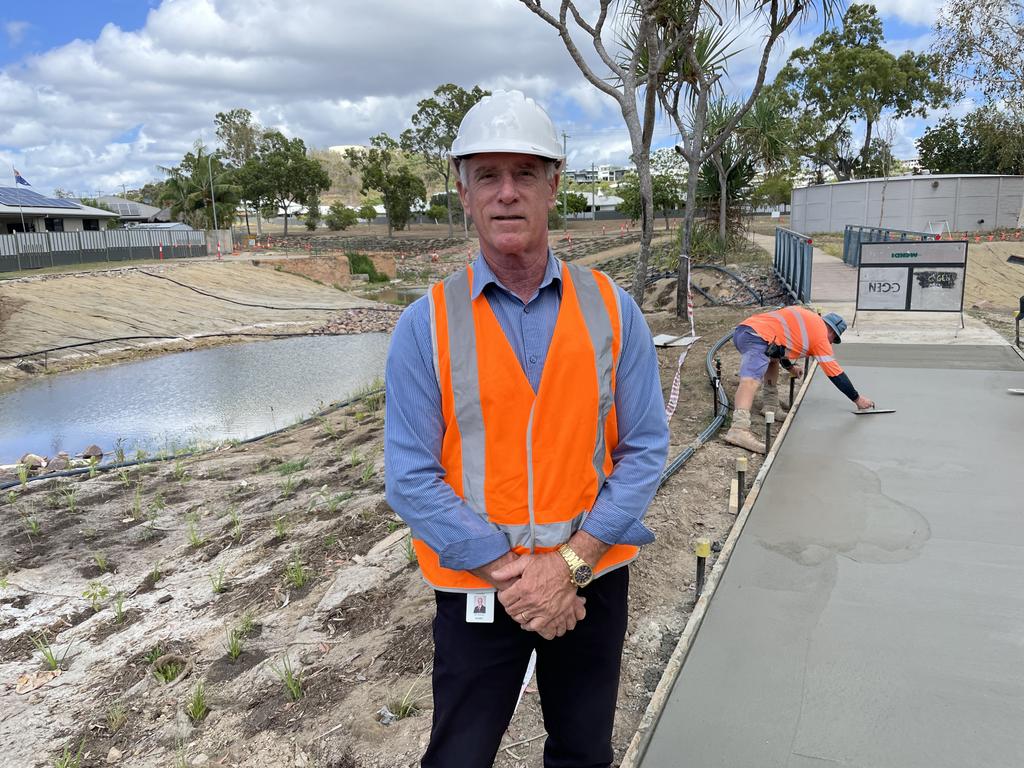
left=523, top=306, right=530, bottom=314
left=529, top=355, right=537, bottom=364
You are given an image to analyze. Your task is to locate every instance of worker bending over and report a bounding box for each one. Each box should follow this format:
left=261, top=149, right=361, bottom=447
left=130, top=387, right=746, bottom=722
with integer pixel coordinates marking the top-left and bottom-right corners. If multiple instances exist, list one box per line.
left=723, top=306, right=874, bottom=453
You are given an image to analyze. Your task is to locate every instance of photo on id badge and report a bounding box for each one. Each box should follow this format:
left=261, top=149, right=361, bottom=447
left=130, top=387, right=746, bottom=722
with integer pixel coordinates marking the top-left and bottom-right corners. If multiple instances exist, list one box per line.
left=466, top=592, right=495, bottom=623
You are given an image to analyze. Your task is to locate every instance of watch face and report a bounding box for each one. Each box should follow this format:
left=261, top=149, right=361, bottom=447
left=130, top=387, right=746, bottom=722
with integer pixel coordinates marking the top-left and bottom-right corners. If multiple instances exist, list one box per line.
left=573, top=564, right=593, bottom=585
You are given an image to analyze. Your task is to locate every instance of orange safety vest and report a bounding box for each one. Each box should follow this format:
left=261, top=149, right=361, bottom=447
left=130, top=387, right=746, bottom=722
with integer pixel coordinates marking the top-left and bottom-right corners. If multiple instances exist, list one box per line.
left=741, top=306, right=844, bottom=377
left=416, top=260, right=639, bottom=592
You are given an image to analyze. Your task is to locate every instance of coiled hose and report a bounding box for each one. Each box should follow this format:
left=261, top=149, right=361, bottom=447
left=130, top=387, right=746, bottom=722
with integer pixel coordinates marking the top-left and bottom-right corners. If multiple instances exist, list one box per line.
left=645, top=265, right=764, bottom=306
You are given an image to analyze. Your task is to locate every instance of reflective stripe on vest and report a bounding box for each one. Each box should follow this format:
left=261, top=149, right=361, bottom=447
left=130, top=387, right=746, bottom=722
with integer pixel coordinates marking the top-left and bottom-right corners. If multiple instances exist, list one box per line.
left=416, top=260, right=637, bottom=592
left=767, top=308, right=809, bottom=357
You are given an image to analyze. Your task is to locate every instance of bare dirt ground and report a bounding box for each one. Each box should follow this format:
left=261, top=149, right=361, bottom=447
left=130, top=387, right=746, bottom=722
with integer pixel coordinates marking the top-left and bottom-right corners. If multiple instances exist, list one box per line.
left=0, top=225, right=1012, bottom=768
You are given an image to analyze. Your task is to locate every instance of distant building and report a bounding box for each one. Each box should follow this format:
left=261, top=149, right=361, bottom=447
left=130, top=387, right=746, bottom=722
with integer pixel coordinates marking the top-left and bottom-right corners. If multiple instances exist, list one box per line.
left=565, top=192, right=625, bottom=219
left=92, top=195, right=170, bottom=224
left=564, top=164, right=632, bottom=184
left=0, top=186, right=118, bottom=234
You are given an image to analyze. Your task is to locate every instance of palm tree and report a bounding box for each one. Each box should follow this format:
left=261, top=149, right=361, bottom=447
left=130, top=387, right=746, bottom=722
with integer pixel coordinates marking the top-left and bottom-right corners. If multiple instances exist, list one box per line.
left=159, top=143, right=241, bottom=230
left=705, top=93, right=790, bottom=239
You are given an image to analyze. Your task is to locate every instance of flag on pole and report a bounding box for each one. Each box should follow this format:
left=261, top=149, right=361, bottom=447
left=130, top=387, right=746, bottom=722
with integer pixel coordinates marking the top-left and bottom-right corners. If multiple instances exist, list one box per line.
left=13, top=169, right=30, bottom=186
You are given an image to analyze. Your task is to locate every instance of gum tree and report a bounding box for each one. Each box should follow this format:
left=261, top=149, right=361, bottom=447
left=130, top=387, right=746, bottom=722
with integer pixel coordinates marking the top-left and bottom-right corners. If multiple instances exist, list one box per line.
left=400, top=84, right=489, bottom=239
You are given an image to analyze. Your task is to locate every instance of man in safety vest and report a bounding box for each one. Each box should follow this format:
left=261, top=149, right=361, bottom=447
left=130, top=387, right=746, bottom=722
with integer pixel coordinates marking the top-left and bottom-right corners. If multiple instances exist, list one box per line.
left=722, top=306, right=875, bottom=453
left=384, top=90, right=669, bottom=767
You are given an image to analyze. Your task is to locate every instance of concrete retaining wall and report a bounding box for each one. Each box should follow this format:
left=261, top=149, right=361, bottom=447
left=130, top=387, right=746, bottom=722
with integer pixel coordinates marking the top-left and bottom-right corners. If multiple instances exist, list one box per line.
left=791, top=174, right=1024, bottom=234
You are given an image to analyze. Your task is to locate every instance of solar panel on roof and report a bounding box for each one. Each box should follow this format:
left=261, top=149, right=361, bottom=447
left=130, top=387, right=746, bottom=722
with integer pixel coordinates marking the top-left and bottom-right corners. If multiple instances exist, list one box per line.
left=112, top=202, right=141, bottom=216
left=0, top=187, right=81, bottom=209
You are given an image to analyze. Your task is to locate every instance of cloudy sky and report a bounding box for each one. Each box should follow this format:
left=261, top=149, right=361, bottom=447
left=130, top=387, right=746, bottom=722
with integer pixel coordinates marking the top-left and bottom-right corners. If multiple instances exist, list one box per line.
left=0, top=0, right=955, bottom=197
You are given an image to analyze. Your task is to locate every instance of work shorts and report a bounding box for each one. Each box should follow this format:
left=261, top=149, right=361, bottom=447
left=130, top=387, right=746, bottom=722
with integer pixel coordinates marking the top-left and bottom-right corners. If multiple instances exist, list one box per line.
left=733, top=324, right=772, bottom=380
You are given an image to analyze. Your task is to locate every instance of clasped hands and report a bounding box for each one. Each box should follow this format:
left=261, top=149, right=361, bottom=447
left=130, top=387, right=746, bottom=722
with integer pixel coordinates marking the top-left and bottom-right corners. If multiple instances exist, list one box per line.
left=473, top=551, right=585, bottom=640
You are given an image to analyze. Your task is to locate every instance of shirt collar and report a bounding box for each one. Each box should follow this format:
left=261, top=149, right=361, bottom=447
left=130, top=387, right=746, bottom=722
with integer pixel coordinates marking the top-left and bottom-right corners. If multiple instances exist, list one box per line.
left=470, top=249, right=563, bottom=301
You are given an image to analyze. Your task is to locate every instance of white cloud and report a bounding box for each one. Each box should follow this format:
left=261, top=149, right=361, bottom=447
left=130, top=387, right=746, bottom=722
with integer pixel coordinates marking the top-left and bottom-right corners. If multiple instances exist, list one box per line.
left=867, top=0, right=946, bottom=27
left=3, top=20, right=29, bottom=46
left=0, top=0, right=946, bottom=194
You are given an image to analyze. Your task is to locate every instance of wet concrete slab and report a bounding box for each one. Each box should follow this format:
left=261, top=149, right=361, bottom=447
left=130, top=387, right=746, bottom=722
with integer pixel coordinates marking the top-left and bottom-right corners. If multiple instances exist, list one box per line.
left=639, top=344, right=1024, bottom=768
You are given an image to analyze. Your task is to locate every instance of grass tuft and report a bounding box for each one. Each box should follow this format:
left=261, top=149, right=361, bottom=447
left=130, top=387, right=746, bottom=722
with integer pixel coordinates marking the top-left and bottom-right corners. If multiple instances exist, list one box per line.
left=185, top=680, right=209, bottom=724
left=238, top=610, right=257, bottom=638
left=284, top=553, right=308, bottom=589
left=144, top=644, right=165, bottom=665
left=60, top=486, right=78, bottom=513
left=209, top=566, right=227, bottom=594
left=276, top=458, right=309, bottom=476
left=112, top=592, right=127, bottom=623
left=52, top=740, right=85, bottom=768
left=387, top=677, right=423, bottom=720
left=106, top=701, right=128, bottom=734
left=224, top=627, right=244, bottom=661
left=272, top=655, right=303, bottom=701
left=31, top=634, right=72, bottom=671
left=186, top=513, right=206, bottom=548
left=22, top=514, right=41, bottom=539
left=229, top=506, right=242, bottom=541
left=152, top=658, right=184, bottom=684
left=92, top=551, right=110, bottom=573
left=279, top=475, right=298, bottom=498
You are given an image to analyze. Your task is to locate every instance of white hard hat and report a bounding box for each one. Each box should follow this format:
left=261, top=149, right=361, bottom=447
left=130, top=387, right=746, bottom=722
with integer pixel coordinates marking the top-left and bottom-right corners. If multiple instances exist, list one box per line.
left=450, top=90, right=564, bottom=166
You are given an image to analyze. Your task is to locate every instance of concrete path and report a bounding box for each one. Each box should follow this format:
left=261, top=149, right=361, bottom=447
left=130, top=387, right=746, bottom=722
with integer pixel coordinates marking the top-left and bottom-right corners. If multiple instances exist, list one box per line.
left=752, top=232, right=857, bottom=303
left=637, top=342, right=1024, bottom=767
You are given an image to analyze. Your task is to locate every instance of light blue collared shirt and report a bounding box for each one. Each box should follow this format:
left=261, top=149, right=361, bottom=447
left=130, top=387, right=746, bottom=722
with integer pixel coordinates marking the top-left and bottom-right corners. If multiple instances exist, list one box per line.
left=384, top=252, right=668, bottom=571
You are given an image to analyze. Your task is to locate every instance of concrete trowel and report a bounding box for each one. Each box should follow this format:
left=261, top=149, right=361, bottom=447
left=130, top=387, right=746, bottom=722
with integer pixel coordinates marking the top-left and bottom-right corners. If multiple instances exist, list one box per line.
left=852, top=408, right=896, bottom=415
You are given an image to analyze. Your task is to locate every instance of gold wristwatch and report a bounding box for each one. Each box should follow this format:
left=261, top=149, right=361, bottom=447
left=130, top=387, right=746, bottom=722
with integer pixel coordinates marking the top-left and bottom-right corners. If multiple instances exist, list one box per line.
left=557, top=544, right=594, bottom=588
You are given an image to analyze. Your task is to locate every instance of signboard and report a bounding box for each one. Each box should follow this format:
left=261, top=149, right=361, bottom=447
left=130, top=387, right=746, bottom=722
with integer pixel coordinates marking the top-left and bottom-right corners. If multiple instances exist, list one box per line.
left=855, top=241, right=967, bottom=315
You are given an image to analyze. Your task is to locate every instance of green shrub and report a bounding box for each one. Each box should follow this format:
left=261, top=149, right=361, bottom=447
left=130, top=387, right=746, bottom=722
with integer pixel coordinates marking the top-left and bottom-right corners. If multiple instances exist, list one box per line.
left=325, top=202, right=359, bottom=231
left=346, top=252, right=389, bottom=283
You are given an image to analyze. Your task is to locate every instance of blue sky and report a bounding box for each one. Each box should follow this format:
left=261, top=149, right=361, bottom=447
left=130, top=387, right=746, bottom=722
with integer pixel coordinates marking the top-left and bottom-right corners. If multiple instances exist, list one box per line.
left=0, top=0, right=957, bottom=197
left=0, top=2, right=158, bottom=67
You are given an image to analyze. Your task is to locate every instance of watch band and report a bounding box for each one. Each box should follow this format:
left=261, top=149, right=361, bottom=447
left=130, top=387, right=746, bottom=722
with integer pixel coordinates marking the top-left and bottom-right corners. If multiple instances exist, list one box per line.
left=558, top=544, right=586, bottom=572
left=557, top=544, right=593, bottom=586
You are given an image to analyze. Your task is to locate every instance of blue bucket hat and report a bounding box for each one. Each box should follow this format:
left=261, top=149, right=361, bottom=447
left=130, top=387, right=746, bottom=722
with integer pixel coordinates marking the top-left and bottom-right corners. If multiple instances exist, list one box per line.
left=822, top=312, right=847, bottom=343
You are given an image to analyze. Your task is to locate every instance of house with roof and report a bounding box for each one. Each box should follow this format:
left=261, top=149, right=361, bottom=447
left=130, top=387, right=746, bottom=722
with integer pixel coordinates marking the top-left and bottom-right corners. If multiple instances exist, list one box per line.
left=92, top=195, right=170, bottom=224
left=0, top=187, right=119, bottom=234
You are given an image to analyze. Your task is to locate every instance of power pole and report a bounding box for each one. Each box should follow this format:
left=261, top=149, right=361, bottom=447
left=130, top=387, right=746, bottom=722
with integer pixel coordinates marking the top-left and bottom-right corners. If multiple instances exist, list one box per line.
left=592, top=162, right=597, bottom=221
left=562, top=131, right=569, bottom=232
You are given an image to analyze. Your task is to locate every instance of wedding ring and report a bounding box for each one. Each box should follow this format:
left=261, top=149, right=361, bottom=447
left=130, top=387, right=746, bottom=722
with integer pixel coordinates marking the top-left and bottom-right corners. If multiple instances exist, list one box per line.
left=521, top=612, right=530, bottom=622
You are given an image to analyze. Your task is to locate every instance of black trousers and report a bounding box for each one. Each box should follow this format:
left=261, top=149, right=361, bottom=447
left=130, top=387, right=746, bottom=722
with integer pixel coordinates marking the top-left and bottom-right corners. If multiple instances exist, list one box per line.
left=422, top=567, right=629, bottom=768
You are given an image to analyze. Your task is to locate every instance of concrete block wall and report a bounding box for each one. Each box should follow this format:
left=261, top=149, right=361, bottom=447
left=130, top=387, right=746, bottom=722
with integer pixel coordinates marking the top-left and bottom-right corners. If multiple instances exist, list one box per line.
left=791, top=175, right=1024, bottom=234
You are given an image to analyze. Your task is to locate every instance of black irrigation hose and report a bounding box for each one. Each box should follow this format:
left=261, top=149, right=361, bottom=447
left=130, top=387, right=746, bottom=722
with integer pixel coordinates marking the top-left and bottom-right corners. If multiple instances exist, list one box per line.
left=0, top=330, right=386, bottom=362
left=657, top=329, right=734, bottom=487
left=0, top=388, right=384, bottom=491
left=691, top=284, right=719, bottom=305
left=692, top=265, right=763, bottom=305
left=644, top=265, right=765, bottom=306
left=135, top=268, right=403, bottom=313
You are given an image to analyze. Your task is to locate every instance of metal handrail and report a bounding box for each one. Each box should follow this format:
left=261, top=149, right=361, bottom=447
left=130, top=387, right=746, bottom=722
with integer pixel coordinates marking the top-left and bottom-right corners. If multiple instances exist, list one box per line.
left=773, top=227, right=813, bottom=303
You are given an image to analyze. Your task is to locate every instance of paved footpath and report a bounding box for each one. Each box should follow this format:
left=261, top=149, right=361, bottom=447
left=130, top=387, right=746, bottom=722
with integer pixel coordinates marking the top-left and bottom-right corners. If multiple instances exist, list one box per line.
left=637, top=337, right=1024, bottom=767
